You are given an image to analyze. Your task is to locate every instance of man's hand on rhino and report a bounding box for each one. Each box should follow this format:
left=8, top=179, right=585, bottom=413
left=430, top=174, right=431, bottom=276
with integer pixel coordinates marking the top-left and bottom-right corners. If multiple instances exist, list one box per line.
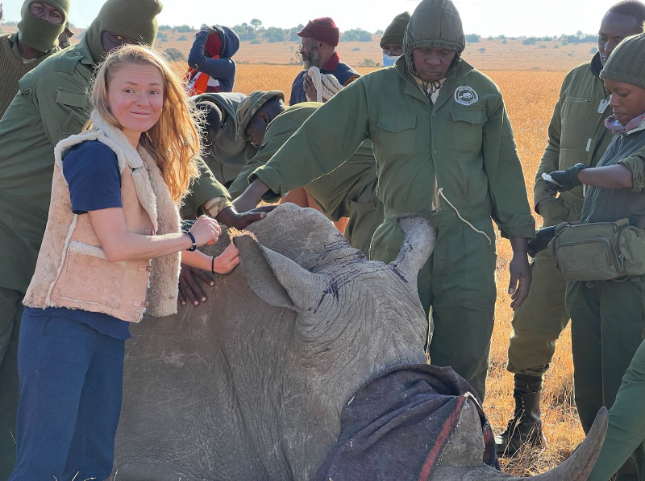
left=231, top=178, right=272, bottom=214
left=216, top=205, right=275, bottom=230
left=303, top=74, right=318, bottom=102
left=178, top=264, right=214, bottom=306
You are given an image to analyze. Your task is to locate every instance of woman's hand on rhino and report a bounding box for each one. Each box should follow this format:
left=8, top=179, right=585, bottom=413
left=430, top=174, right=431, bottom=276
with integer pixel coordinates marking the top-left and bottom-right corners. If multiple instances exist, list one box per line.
left=212, top=243, right=240, bottom=274
left=178, top=264, right=214, bottom=306
left=189, top=215, right=221, bottom=247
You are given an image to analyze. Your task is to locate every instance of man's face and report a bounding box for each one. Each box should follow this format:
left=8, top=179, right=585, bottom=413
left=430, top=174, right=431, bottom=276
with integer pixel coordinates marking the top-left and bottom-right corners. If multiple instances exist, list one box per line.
left=604, top=78, right=645, bottom=126
left=299, top=36, right=322, bottom=69
left=412, top=47, right=457, bottom=82
left=101, top=30, right=138, bottom=53
left=245, top=112, right=269, bottom=148
left=382, top=44, right=403, bottom=57
left=598, top=12, right=643, bottom=67
left=58, top=27, right=72, bottom=47
left=29, top=2, right=64, bottom=24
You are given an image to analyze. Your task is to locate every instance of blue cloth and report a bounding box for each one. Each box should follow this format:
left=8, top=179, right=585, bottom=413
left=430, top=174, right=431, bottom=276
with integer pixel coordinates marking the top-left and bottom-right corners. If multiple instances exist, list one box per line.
left=289, top=60, right=360, bottom=105
left=188, top=26, right=239, bottom=92
left=9, top=310, right=125, bottom=481
left=63, top=140, right=122, bottom=215
left=60, top=140, right=131, bottom=339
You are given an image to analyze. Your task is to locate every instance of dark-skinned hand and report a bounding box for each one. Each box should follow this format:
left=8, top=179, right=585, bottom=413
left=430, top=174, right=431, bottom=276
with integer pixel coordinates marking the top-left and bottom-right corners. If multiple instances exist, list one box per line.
left=543, top=163, right=589, bottom=194
left=527, top=226, right=557, bottom=257
left=508, top=254, right=532, bottom=311
left=178, top=264, right=214, bottom=307
left=215, top=205, right=276, bottom=229
left=303, top=74, right=319, bottom=102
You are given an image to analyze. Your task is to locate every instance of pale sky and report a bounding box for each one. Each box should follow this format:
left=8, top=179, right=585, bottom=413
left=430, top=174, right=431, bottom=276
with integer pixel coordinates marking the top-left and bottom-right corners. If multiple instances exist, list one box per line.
left=1, top=0, right=624, bottom=37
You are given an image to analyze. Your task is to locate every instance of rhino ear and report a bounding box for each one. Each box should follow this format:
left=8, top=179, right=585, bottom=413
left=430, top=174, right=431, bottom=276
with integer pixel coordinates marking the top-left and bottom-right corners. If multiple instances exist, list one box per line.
left=389, top=216, right=435, bottom=284
left=234, top=234, right=328, bottom=312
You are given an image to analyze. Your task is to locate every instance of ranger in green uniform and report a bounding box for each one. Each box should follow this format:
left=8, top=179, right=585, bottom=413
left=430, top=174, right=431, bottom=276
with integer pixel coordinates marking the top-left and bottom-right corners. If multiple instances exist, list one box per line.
left=496, top=1, right=645, bottom=456
left=193, top=91, right=276, bottom=188
left=0, top=0, right=70, bottom=118
left=234, top=0, right=534, bottom=401
left=0, top=0, right=266, bottom=474
left=229, top=101, right=382, bottom=255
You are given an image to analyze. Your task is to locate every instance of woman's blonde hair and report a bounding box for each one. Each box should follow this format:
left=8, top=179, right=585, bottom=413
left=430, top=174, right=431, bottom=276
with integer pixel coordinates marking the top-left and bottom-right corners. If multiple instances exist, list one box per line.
left=87, top=44, right=200, bottom=203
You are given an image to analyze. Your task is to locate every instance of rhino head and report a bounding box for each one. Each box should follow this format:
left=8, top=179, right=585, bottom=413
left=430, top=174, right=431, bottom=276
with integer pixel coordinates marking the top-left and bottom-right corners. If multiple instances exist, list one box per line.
left=112, top=204, right=606, bottom=481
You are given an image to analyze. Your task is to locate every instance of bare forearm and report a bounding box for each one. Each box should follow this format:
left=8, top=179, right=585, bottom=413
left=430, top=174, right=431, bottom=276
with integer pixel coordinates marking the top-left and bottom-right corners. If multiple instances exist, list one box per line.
left=232, top=179, right=270, bottom=212
left=579, top=165, right=633, bottom=189
left=181, top=250, right=213, bottom=271
left=100, top=230, right=192, bottom=262
left=509, top=235, right=529, bottom=257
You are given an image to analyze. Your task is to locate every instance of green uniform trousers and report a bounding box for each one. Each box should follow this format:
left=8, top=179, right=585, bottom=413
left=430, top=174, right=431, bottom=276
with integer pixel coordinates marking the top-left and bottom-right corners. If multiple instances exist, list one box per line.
left=507, top=198, right=581, bottom=377
left=588, top=340, right=645, bottom=481
left=344, top=185, right=384, bottom=257
left=567, top=277, right=645, bottom=478
left=0, top=288, right=23, bottom=479
left=370, top=211, right=497, bottom=401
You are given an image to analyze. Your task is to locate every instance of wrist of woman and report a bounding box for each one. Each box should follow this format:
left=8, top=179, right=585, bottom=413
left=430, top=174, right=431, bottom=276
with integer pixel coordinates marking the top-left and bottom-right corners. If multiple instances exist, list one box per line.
left=185, top=231, right=197, bottom=251
left=211, top=256, right=215, bottom=274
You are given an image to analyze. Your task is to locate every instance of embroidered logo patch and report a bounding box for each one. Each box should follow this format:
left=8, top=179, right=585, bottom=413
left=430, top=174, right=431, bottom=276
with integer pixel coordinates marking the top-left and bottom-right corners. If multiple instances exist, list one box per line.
left=454, top=86, right=479, bottom=106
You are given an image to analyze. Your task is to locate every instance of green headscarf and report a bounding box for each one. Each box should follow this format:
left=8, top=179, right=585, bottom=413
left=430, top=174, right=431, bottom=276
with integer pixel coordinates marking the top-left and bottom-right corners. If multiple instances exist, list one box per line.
left=85, top=0, right=163, bottom=64
left=380, top=12, right=410, bottom=49
left=17, top=0, right=69, bottom=53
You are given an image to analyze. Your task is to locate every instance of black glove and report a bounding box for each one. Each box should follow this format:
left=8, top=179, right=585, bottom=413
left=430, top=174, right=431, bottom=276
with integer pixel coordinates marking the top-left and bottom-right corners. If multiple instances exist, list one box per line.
left=527, top=226, right=557, bottom=257
left=544, top=163, right=590, bottom=194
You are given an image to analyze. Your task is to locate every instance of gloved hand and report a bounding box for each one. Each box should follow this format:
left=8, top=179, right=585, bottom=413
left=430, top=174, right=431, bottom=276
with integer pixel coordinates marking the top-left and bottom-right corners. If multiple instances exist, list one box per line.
left=527, top=225, right=557, bottom=257
left=543, top=163, right=590, bottom=194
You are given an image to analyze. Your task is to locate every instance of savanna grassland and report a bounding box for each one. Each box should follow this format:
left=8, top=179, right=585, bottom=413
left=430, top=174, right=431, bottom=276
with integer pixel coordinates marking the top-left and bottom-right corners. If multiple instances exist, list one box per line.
left=0, top=20, right=592, bottom=474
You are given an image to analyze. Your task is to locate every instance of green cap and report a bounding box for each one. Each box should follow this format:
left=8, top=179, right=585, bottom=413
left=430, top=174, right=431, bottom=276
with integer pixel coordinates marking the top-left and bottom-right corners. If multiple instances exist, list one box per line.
left=380, top=12, right=410, bottom=49
left=404, top=0, right=465, bottom=71
left=600, top=32, right=645, bottom=89
left=17, top=0, right=70, bottom=53
left=85, top=0, right=163, bottom=64
left=236, top=90, right=285, bottom=139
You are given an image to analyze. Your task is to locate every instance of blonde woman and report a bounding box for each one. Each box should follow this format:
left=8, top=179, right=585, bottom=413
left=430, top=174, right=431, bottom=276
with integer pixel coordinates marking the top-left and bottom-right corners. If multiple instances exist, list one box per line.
left=10, top=45, right=238, bottom=480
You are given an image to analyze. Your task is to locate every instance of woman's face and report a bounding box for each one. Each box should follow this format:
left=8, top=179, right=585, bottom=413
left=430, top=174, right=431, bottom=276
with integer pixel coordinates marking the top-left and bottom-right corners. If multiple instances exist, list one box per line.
left=107, top=63, right=164, bottom=140
left=604, top=78, right=645, bottom=126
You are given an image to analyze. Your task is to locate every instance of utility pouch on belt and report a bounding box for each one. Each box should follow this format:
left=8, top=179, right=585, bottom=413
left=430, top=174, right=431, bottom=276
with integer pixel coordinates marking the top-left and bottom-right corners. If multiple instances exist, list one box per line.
left=549, top=218, right=645, bottom=281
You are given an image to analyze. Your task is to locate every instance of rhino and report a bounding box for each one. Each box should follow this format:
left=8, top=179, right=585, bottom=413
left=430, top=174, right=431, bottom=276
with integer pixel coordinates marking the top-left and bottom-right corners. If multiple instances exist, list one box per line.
left=111, top=204, right=606, bottom=480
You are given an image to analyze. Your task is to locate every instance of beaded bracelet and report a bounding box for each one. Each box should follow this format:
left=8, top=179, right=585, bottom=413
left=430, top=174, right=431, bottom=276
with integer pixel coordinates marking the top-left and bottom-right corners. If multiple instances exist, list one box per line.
left=185, top=232, right=197, bottom=252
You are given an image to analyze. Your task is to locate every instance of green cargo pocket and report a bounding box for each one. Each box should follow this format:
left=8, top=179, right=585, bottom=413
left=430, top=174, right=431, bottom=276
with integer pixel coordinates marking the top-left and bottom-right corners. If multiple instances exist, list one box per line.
left=375, top=114, right=416, bottom=155
left=56, top=87, right=90, bottom=136
left=619, top=227, right=645, bottom=276
left=450, top=108, right=487, bottom=154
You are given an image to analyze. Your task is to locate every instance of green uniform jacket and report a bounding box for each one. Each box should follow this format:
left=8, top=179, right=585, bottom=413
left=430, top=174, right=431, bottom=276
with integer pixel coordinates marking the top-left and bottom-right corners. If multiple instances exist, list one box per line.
left=534, top=54, right=612, bottom=211
left=229, top=103, right=382, bottom=253
left=251, top=58, right=534, bottom=239
left=193, top=92, right=258, bottom=187
left=0, top=38, right=229, bottom=292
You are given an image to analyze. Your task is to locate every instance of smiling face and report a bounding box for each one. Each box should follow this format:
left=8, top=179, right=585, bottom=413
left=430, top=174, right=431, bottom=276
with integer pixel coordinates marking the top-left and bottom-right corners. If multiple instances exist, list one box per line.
left=29, top=1, right=63, bottom=24
left=106, top=63, right=165, bottom=146
left=598, top=11, right=643, bottom=67
left=604, top=78, right=645, bottom=126
left=412, top=47, right=456, bottom=82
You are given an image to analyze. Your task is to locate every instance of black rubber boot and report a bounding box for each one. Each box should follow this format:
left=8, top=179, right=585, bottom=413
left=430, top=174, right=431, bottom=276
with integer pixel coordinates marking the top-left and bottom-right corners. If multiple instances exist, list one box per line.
left=495, top=374, right=547, bottom=456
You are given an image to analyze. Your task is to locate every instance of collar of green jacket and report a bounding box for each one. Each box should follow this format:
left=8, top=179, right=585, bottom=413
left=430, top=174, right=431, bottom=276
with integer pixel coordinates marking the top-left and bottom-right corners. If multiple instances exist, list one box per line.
left=590, top=51, right=603, bottom=78
left=395, top=54, right=472, bottom=103
left=403, top=0, right=465, bottom=75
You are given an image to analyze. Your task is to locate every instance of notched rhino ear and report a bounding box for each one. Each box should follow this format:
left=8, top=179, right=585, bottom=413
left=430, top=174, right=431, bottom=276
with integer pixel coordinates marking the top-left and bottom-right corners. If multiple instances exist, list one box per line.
left=234, top=234, right=328, bottom=313
left=389, top=216, right=435, bottom=284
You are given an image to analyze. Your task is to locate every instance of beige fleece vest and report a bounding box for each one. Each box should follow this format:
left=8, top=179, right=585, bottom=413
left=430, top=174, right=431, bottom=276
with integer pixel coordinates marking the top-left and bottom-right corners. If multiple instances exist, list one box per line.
left=23, top=112, right=182, bottom=322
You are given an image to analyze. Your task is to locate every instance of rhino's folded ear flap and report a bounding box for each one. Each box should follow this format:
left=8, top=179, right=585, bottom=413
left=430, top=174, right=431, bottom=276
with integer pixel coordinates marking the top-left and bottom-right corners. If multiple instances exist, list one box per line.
left=234, top=234, right=329, bottom=313
left=389, top=216, right=435, bottom=284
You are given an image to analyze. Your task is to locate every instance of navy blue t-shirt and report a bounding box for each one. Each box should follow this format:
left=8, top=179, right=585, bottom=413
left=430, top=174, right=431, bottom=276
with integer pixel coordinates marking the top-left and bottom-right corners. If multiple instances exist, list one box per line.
left=53, top=140, right=131, bottom=340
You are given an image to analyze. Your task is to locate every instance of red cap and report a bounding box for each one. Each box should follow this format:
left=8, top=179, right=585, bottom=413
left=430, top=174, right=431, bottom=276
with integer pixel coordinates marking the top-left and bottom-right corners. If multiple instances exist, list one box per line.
left=297, top=17, right=340, bottom=46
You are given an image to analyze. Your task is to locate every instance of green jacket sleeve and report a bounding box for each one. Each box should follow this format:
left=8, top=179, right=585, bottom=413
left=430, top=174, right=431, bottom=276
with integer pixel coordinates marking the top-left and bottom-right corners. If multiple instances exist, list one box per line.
left=618, top=146, right=645, bottom=192
left=185, top=157, right=232, bottom=215
left=483, top=94, right=535, bottom=239
left=34, top=70, right=92, bottom=146
left=534, top=76, right=567, bottom=209
left=250, top=80, right=370, bottom=203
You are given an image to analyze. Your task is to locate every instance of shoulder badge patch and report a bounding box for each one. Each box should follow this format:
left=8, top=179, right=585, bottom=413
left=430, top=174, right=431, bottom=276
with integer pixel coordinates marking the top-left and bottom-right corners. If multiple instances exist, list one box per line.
left=454, top=86, right=479, bottom=106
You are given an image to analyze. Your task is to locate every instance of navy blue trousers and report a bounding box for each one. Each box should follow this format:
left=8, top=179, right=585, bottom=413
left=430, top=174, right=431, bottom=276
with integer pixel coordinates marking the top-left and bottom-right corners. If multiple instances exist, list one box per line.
left=9, top=310, right=125, bottom=481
